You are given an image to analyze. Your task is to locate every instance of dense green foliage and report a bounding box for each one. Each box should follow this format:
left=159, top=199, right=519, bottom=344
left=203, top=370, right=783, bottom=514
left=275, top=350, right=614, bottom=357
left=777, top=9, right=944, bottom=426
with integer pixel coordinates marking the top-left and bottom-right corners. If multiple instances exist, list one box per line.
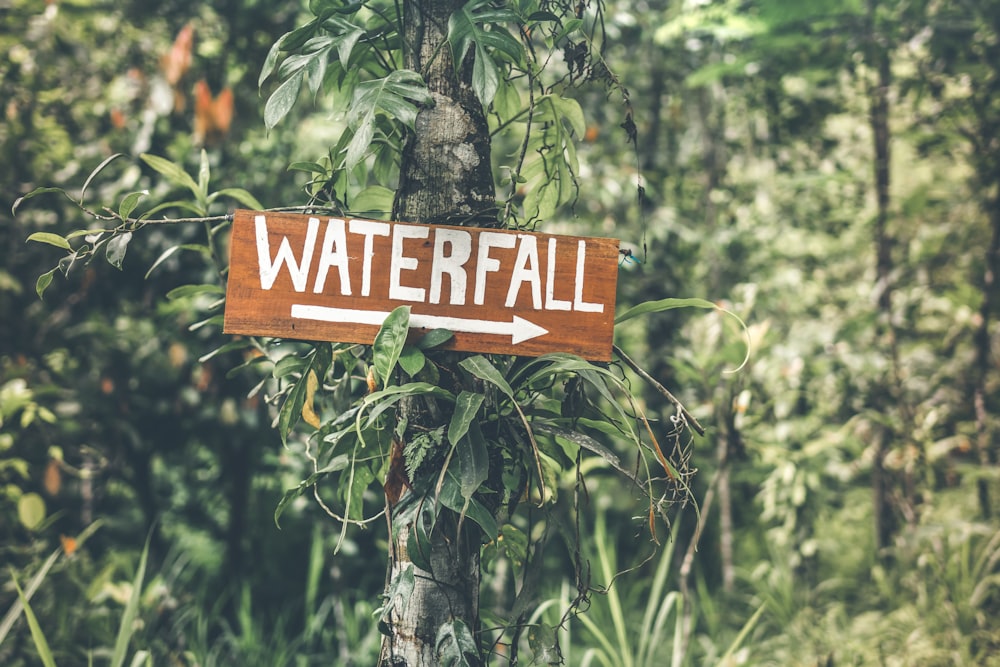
left=3, top=0, right=1000, bottom=665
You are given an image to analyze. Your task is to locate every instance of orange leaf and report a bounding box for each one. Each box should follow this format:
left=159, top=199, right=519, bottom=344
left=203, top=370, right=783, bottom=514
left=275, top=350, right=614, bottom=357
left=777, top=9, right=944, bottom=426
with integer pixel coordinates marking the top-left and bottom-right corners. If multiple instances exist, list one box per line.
left=383, top=436, right=410, bottom=507
left=194, top=80, right=234, bottom=146
left=301, top=370, right=322, bottom=429
left=110, top=108, right=126, bottom=130
left=161, top=24, right=194, bottom=87
left=59, top=535, right=77, bottom=556
left=44, top=459, right=62, bottom=496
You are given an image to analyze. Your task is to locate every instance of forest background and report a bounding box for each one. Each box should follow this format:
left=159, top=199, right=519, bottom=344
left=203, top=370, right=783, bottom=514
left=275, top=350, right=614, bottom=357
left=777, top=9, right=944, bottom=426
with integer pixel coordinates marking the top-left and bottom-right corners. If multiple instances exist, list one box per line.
left=2, top=0, right=1000, bottom=665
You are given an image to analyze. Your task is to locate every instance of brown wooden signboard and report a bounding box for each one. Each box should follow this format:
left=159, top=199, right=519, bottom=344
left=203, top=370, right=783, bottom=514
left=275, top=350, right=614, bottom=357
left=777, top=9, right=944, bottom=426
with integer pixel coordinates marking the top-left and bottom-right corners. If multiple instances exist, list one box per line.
left=223, top=210, right=619, bottom=360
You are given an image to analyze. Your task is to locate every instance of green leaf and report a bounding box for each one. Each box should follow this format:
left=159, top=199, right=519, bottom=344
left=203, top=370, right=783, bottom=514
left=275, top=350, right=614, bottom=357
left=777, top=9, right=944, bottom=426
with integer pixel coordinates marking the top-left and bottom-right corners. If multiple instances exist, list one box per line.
left=372, top=140, right=398, bottom=186
left=403, top=498, right=436, bottom=572
left=513, top=94, right=586, bottom=221
left=533, top=423, right=632, bottom=478
left=614, top=296, right=718, bottom=324
left=615, top=297, right=751, bottom=372
left=373, top=306, right=411, bottom=388
left=197, top=340, right=251, bottom=364
left=105, top=232, right=133, bottom=269
left=362, top=382, right=455, bottom=427
left=17, top=493, right=45, bottom=530
left=111, top=533, right=151, bottom=667
left=436, top=618, right=479, bottom=667
left=35, top=269, right=57, bottom=300
left=277, top=352, right=328, bottom=445
left=80, top=153, right=126, bottom=203
left=145, top=244, right=212, bottom=279
left=0, top=536, right=72, bottom=646
left=273, top=354, right=307, bottom=379
left=344, top=121, right=373, bottom=170
left=718, top=602, right=767, bottom=664
left=197, top=149, right=210, bottom=204
left=118, top=190, right=147, bottom=220
left=547, top=93, right=586, bottom=136
left=456, top=419, right=489, bottom=499
left=344, top=461, right=375, bottom=521
left=279, top=18, right=321, bottom=52
left=450, top=1, right=524, bottom=63
left=265, top=69, right=305, bottom=129
left=449, top=391, right=485, bottom=446
left=12, top=187, right=70, bottom=215
left=12, top=579, right=56, bottom=667
left=398, top=346, right=426, bottom=377
left=363, top=383, right=455, bottom=404
left=527, top=624, right=561, bottom=665
left=417, top=328, right=455, bottom=350
left=26, top=232, right=71, bottom=251
left=378, top=565, right=415, bottom=635
left=351, top=185, right=394, bottom=216
left=449, top=0, right=523, bottom=105
left=274, top=454, right=350, bottom=526
left=166, top=283, right=225, bottom=300
left=344, top=70, right=432, bottom=169
left=140, top=154, right=200, bottom=198
left=288, top=161, right=329, bottom=174
left=303, top=43, right=329, bottom=95
left=459, top=355, right=515, bottom=400
left=208, top=187, right=264, bottom=210
left=553, top=17, right=584, bottom=42
left=277, top=377, right=310, bottom=446
left=439, top=470, right=498, bottom=539
left=188, top=314, right=225, bottom=332
left=259, top=38, right=283, bottom=88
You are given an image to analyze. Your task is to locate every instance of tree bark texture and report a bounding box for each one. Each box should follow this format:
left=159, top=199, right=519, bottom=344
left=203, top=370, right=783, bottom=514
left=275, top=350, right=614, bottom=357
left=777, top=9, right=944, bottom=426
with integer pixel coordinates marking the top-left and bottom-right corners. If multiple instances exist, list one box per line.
left=867, top=0, right=901, bottom=552
left=392, top=0, right=496, bottom=228
left=972, top=196, right=1000, bottom=518
left=379, top=2, right=496, bottom=665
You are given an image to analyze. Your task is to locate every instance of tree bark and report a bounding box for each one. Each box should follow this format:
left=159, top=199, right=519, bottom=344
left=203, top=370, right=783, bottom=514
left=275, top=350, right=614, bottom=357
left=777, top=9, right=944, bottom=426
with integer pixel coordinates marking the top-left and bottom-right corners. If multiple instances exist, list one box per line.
left=867, top=0, right=901, bottom=552
left=972, top=196, right=1000, bottom=517
left=392, top=0, right=495, bottom=228
left=379, top=2, right=496, bottom=665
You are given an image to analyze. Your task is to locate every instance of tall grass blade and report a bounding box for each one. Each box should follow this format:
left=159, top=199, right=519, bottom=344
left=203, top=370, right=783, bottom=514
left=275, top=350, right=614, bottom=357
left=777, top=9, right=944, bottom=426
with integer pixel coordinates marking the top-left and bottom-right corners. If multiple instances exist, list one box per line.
left=0, top=522, right=101, bottom=647
left=670, top=593, right=685, bottom=667
left=0, top=550, right=59, bottom=648
left=717, top=602, right=766, bottom=665
left=128, top=650, right=151, bottom=667
left=594, top=511, right=633, bottom=667
left=111, top=532, right=152, bottom=667
left=304, top=522, right=324, bottom=640
left=636, top=518, right=682, bottom=666
left=12, top=576, right=57, bottom=667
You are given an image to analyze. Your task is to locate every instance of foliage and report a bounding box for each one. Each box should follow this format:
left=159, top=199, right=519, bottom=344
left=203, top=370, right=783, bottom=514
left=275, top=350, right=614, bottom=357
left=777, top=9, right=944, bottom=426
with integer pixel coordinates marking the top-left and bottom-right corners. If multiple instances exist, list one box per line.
left=5, top=0, right=1000, bottom=664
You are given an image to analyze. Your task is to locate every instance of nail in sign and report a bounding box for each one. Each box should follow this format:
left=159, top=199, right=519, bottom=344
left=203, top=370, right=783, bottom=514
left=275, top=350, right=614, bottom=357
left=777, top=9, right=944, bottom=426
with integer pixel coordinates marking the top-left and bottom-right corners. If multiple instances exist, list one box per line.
left=223, top=210, right=619, bottom=360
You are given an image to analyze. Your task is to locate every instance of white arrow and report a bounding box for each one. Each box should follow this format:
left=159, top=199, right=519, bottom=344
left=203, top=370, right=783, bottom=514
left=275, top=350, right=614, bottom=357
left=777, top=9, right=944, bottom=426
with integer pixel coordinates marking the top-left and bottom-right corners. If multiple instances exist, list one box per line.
left=290, top=304, right=549, bottom=345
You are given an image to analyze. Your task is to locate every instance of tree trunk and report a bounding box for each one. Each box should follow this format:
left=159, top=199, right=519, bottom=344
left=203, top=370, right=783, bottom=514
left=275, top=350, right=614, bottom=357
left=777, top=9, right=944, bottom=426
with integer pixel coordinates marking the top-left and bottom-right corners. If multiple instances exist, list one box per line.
left=392, top=0, right=495, bottom=227
left=972, top=196, right=1000, bottom=518
left=379, top=2, right=496, bottom=665
left=867, top=0, right=901, bottom=552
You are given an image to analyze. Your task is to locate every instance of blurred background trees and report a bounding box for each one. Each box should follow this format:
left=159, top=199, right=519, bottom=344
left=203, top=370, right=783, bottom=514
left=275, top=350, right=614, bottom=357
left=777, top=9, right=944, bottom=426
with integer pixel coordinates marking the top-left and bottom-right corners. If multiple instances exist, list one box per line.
left=2, top=0, right=999, bottom=664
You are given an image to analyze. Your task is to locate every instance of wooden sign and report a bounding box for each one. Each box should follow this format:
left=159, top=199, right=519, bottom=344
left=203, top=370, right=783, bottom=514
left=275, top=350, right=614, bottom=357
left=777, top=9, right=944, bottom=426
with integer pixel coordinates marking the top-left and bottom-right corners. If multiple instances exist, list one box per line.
left=223, top=210, right=619, bottom=360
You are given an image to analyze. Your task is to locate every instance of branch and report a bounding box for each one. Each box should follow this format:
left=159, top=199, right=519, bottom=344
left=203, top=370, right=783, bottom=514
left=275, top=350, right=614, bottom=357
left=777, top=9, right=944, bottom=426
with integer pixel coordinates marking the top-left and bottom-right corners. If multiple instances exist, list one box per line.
left=74, top=204, right=371, bottom=229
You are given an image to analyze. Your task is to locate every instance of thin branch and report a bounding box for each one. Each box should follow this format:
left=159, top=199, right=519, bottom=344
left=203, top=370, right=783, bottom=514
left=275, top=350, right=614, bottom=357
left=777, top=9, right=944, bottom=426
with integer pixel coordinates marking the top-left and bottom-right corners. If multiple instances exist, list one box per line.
left=74, top=204, right=395, bottom=230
